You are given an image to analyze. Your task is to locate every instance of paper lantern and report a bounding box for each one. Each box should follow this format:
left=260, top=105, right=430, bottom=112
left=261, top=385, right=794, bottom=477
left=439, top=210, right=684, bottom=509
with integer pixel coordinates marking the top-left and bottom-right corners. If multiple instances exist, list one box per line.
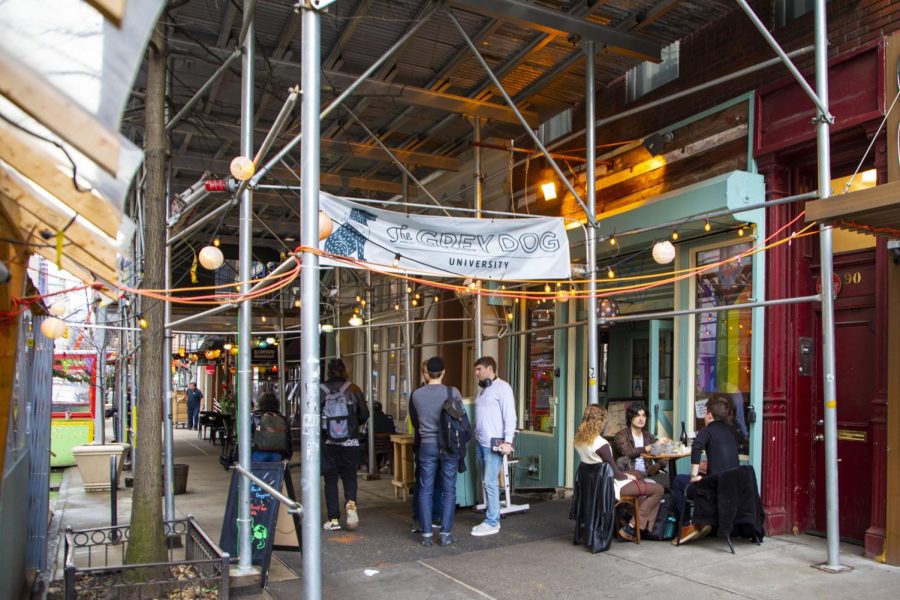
left=229, top=156, right=255, bottom=181
left=40, top=317, right=66, bottom=339
left=651, top=240, right=676, bottom=265
left=319, top=211, right=333, bottom=240
left=348, top=314, right=363, bottom=327
left=48, top=302, right=67, bottom=317
left=198, top=245, right=224, bottom=270
left=598, top=298, right=619, bottom=320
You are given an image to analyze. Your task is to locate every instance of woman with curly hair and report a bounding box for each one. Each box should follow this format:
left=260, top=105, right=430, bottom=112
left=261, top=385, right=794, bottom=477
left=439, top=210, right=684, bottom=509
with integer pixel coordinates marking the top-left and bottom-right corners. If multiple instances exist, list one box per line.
left=574, top=405, right=664, bottom=542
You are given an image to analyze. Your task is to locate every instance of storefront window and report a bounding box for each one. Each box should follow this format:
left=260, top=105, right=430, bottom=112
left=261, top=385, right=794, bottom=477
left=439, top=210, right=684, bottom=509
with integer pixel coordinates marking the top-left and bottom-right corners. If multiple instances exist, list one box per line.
left=694, top=242, right=752, bottom=440
left=524, top=300, right=555, bottom=433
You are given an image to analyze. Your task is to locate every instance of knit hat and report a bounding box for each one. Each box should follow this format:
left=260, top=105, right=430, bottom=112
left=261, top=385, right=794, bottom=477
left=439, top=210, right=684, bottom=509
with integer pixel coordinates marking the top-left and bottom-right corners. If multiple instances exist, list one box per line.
left=425, top=356, right=445, bottom=373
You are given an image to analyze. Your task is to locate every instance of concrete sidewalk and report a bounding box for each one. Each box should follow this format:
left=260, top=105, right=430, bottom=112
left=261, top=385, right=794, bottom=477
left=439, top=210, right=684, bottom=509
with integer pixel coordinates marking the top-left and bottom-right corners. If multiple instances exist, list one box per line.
left=50, top=427, right=900, bottom=599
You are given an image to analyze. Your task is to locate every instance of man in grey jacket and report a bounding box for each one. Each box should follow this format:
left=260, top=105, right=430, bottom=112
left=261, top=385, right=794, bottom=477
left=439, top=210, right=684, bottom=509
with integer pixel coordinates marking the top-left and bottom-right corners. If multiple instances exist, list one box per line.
left=472, top=356, right=516, bottom=537
left=409, top=356, right=464, bottom=546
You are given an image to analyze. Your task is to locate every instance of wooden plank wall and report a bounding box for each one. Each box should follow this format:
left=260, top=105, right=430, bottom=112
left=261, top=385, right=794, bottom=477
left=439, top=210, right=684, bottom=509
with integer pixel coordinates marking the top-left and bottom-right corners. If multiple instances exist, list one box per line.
left=518, top=99, right=750, bottom=223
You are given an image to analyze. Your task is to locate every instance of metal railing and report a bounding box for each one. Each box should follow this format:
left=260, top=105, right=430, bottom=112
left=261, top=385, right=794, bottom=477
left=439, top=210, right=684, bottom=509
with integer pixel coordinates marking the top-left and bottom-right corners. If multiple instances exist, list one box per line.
left=64, top=517, right=230, bottom=599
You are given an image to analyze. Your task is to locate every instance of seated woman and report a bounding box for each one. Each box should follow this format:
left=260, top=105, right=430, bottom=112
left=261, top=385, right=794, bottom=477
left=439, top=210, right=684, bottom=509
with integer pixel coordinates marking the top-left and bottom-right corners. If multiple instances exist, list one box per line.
left=575, top=405, right=665, bottom=542
left=613, top=402, right=665, bottom=481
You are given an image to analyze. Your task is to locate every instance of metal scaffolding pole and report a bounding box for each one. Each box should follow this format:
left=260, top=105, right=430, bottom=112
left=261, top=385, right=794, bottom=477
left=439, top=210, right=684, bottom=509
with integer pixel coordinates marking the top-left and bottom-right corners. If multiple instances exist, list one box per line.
left=299, top=5, right=323, bottom=598
left=584, top=40, right=599, bottom=406
left=335, top=269, right=342, bottom=358
left=236, top=0, right=255, bottom=574
left=403, top=177, right=414, bottom=419
left=445, top=7, right=594, bottom=226
left=251, top=8, right=434, bottom=187
left=474, top=117, right=483, bottom=357
left=365, top=271, right=376, bottom=477
left=811, top=0, right=847, bottom=573
left=278, top=290, right=287, bottom=415
left=94, top=303, right=107, bottom=444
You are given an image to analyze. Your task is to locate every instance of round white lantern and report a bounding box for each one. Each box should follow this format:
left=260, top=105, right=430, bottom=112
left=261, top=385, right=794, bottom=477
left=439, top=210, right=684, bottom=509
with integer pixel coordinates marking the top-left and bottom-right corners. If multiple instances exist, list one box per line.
left=40, top=317, right=67, bottom=339
left=48, top=302, right=67, bottom=317
left=229, top=156, right=255, bottom=181
left=652, top=240, right=676, bottom=265
left=198, top=245, right=224, bottom=270
left=348, top=314, right=363, bottom=327
left=319, top=211, right=333, bottom=241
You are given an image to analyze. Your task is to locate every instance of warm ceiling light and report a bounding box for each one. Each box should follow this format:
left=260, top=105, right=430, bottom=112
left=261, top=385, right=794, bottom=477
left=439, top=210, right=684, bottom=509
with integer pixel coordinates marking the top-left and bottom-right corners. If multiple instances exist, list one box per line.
left=671, top=230, right=679, bottom=241
left=392, top=254, right=401, bottom=267
left=223, top=342, right=233, bottom=350
left=704, top=220, right=711, bottom=232
left=394, top=303, right=400, bottom=311
left=738, top=225, right=746, bottom=237
left=544, top=283, right=551, bottom=293
left=294, top=299, right=301, bottom=308
left=349, top=315, right=363, bottom=327
left=541, top=181, right=557, bottom=201
left=138, top=316, right=149, bottom=330
left=861, top=169, right=877, bottom=184
left=265, top=336, right=276, bottom=345
left=607, top=267, right=615, bottom=279
left=321, top=323, right=335, bottom=333
left=652, top=240, right=676, bottom=265
left=609, top=237, right=617, bottom=246
left=261, top=315, right=267, bottom=323
left=213, top=237, right=221, bottom=247
left=230, top=346, right=239, bottom=356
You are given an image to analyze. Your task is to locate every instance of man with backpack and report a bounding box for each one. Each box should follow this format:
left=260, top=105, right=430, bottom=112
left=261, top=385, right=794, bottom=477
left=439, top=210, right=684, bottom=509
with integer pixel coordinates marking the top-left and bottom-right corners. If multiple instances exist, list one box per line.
left=320, top=358, right=369, bottom=531
left=409, top=356, right=469, bottom=547
left=250, top=393, right=292, bottom=462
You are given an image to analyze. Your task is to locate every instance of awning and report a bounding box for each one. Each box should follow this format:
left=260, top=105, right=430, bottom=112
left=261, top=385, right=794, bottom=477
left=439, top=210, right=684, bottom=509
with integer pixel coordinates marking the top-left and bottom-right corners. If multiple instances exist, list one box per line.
left=805, top=180, right=900, bottom=236
left=0, top=0, right=165, bottom=296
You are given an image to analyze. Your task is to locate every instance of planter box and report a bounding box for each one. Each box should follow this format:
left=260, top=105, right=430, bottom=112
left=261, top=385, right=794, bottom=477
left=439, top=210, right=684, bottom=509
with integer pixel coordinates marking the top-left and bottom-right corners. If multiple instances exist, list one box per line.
left=64, top=517, right=230, bottom=599
left=72, top=443, right=130, bottom=492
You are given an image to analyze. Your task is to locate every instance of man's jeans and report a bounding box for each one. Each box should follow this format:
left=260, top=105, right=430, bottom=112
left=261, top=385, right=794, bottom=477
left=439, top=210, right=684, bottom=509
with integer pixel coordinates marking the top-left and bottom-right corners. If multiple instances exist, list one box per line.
left=251, top=450, right=283, bottom=462
left=187, top=404, right=199, bottom=430
left=417, top=442, right=458, bottom=535
left=476, top=444, right=503, bottom=527
left=411, top=446, right=443, bottom=524
left=671, top=474, right=693, bottom=524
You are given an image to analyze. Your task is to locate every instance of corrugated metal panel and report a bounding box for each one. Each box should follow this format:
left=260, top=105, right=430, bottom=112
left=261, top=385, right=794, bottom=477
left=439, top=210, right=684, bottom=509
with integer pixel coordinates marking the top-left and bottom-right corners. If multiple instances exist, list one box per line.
left=514, top=432, right=559, bottom=489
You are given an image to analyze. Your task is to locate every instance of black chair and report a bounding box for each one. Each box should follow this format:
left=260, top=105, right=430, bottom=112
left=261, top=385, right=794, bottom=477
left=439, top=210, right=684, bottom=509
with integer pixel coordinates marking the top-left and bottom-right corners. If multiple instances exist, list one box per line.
left=677, top=465, right=765, bottom=553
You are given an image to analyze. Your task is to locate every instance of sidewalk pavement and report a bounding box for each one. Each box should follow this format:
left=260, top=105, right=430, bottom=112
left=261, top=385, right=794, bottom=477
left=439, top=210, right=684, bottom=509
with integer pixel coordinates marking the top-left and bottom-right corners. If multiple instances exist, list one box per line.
left=50, top=427, right=900, bottom=599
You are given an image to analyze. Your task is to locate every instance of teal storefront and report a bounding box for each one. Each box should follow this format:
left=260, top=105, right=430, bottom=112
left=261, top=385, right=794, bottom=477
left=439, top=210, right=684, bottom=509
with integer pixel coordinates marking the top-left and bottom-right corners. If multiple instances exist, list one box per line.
left=508, top=170, right=766, bottom=490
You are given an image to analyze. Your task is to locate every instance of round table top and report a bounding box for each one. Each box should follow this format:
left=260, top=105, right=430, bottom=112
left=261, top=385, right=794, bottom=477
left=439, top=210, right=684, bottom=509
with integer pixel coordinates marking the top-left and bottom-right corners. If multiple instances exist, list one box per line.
left=640, top=451, right=691, bottom=459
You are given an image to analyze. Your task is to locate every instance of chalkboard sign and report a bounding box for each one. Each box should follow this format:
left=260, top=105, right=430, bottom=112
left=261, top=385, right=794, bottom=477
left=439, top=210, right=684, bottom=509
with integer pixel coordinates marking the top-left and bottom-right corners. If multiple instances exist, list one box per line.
left=219, top=462, right=301, bottom=586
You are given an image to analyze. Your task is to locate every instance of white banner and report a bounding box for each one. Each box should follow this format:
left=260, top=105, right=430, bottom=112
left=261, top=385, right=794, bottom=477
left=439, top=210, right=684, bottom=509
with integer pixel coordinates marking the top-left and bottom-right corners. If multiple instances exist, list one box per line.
left=319, top=192, right=571, bottom=280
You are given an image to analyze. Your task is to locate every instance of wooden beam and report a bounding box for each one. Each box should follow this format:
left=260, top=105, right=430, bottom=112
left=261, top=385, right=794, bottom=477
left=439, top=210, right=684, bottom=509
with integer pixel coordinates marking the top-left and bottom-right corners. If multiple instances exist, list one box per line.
left=805, top=180, right=900, bottom=224
left=0, top=166, right=120, bottom=285
left=323, top=70, right=540, bottom=127
left=0, top=47, right=120, bottom=176
left=85, top=0, right=127, bottom=27
left=0, top=118, right=122, bottom=238
left=174, top=154, right=408, bottom=196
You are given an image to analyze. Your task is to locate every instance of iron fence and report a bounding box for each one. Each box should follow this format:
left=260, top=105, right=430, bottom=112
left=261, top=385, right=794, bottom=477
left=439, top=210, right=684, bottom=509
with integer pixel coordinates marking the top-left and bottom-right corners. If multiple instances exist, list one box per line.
left=64, top=517, right=230, bottom=599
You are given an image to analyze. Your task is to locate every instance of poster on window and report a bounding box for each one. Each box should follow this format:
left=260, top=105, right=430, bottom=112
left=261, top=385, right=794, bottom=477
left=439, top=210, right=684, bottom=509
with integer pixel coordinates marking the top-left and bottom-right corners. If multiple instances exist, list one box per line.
left=318, top=191, right=571, bottom=280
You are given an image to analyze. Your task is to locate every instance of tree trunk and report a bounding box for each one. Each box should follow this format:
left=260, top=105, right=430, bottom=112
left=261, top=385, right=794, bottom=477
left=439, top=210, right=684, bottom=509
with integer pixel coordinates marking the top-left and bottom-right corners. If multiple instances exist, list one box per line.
left=126, top=22, right=167, bottom=565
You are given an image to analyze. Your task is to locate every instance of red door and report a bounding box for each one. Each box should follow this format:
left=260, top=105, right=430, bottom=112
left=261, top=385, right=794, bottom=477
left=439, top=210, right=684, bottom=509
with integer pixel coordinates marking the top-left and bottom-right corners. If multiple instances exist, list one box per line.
left=812, top=251, right=877, bottom=541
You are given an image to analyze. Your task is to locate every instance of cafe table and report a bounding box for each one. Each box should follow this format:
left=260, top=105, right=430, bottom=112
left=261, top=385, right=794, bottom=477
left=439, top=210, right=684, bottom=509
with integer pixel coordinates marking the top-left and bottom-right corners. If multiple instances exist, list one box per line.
left=640, top=450, right=691, bottom=481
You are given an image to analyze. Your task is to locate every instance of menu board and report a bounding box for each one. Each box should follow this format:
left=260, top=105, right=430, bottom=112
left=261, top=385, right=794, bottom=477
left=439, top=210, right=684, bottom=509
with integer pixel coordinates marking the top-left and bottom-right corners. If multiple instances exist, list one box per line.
left=219, top=462, right=300, bottom=586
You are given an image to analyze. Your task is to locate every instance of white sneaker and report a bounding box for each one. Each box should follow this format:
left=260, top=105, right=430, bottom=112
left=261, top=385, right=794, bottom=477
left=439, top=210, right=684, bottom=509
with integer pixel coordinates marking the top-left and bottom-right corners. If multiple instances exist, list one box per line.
left=470, top=521, right=500, bottom=537
left=345, top=501, right=359, bottom=530
left=323, top=519, right=341, bottom=531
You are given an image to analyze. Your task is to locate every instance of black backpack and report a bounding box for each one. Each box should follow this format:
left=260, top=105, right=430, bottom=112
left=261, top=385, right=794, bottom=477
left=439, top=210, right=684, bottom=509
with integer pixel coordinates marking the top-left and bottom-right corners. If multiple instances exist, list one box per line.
left=253, top=412, right=289, bottom=453
left=641, top=491, right=678, bottom=541
left=439, top=386, right=472, bottom=455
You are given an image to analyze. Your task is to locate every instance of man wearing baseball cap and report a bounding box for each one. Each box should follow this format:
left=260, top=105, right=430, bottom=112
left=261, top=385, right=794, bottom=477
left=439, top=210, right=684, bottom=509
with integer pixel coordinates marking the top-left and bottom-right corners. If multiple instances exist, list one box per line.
left=409, top=356, right=464, bottom=547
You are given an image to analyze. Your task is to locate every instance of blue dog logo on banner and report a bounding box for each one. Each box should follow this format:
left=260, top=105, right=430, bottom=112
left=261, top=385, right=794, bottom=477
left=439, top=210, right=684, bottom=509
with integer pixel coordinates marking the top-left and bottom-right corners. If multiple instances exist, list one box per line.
left=323, top=208, right=378, bottom=260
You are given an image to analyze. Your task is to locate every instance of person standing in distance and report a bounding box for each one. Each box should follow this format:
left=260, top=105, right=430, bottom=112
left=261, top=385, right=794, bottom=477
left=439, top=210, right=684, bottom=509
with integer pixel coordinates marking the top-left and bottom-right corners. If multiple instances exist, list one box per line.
left=471, top=356, right=516, bottom=537
left=409, top=356, right=464, bottom=546
left=186, top=381, right=203, bottom=430
left=320, top=358, right=369, bottom=531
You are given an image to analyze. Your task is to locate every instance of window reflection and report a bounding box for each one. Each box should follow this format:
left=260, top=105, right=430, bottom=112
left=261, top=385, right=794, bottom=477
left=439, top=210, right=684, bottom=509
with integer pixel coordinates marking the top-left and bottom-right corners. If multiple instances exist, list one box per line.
left=525, top=300, right=554, bottom=433
left=694, top=243, right=752, bottom=445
